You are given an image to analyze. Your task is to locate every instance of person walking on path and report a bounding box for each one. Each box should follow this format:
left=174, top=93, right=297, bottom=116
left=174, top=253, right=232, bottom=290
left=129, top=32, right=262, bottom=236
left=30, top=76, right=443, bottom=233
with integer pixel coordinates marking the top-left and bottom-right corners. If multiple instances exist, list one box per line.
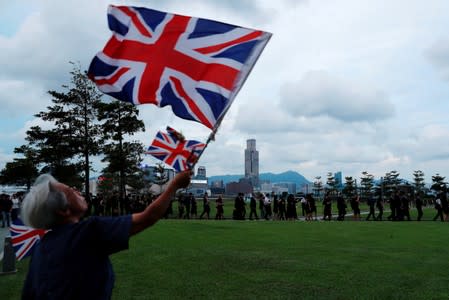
left=433, top=196, right=444, bottom=222
left=248, top=194, right=259, bottom=220
left=365, top=196, right=376, bottom=221
left=322, top=192, right=332, bottom=221
left=1, top=194, right=13, bottom=228
left=415, top=193, right=423, bottom=221
left=215, top=195, right=224, bottom=220
left=376, top=196, right=384, bottom=221
left=351, top=194, right=361, bottom=221
left=199, top=192, right=211, bottom=219
left=336, top=193, right=346, bottom=221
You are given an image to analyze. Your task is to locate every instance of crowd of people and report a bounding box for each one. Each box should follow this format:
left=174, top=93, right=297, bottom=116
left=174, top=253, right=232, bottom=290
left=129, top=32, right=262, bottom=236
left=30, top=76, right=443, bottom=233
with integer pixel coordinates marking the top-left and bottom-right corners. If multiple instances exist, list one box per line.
left=228, top=190, right=448, bottom=222
left=1, top=188, right=448, bottom=226
left=0, top=192, right=23, bottom=227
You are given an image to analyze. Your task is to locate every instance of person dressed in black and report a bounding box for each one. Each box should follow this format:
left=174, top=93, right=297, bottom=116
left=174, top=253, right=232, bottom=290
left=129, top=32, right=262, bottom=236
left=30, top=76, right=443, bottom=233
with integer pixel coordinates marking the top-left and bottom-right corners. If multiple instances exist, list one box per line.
left=365, top=195, right=376, bottom=221
left=304, top=194, right=313, bottom=221
left=400, top=191, right=411, bottom=221
left=440, top=191, right=449, bottom=222
left=351, top=194, right=361, bottom=221
left=190, top=194, right=197, bottom=219
left=322, top=192, right=332, bottom=221
left=199, top=192, right=211, bottom=219
left=264, top=194, right=272, bottom=220
left=386, top=195, right=395, bottom=221
left=278, top=195, right=286, bottom=220
left=248, top=194, right=259, bottom=220
left=272, top=194, right=279, bottom=220
left=215, top=195, right=224, bottom=220
left=393, top=191, right=402, bottom=221
left=309, top=194, right=317, bottom=221
left=0, top=194, right=13, bottom=228
left=183, top=193, right=192, bottom=219
left=336, top=193, right=346, bottom=221
left=258, top=196, right=265, bottom=220
left=415, top=193, right=423, bottom=221
left=433, top=195, right=444, bottom=221
left=286, top=194, right=297, bottom=221
left=177, top=194, right=185, bottom=219
left=233, top=193, right=246, bottom=220
left=376, top=196, right=384, bottom=221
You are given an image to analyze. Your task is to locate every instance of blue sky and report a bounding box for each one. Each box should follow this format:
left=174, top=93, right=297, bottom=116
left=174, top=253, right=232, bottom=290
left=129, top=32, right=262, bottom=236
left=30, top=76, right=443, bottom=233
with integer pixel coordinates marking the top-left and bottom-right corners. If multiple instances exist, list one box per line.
left=1, top=0, right=449, bottom=183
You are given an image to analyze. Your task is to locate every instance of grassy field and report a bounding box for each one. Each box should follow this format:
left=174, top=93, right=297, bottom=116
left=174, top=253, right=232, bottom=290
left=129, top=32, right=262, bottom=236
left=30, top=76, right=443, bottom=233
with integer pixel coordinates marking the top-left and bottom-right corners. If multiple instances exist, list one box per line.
left=2, top=216, right=449, bottom=299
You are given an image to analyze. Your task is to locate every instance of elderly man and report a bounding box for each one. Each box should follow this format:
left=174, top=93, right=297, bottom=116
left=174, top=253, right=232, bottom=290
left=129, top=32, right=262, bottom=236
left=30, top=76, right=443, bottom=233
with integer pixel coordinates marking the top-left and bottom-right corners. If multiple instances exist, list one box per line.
left=21, top=171, right=191, bottom=299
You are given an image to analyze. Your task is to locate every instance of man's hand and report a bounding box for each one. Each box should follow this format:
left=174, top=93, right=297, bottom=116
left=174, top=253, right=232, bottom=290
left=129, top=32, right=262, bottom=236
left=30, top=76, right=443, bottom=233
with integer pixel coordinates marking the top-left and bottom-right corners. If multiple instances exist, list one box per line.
left=172, top=170, right=192, bottom=189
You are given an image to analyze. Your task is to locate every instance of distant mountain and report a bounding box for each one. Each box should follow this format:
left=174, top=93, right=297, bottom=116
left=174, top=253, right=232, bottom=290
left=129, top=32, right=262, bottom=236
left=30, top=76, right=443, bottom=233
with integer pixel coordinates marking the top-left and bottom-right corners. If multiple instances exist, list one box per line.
left=208, top=170, right=311, bottom=186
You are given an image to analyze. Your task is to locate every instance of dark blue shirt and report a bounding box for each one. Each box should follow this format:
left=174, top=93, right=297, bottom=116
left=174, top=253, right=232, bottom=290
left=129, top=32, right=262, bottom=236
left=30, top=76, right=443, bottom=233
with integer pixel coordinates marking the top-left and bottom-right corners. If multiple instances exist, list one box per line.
left=22, top=215, right=132, bottom=300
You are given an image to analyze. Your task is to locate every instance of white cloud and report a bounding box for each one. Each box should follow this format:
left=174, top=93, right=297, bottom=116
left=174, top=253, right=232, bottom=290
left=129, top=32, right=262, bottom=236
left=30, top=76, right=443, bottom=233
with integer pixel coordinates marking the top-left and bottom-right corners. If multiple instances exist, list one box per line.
left=426, top=38, right=449, bottom=82
left=280, top=70, right=395, bottom=122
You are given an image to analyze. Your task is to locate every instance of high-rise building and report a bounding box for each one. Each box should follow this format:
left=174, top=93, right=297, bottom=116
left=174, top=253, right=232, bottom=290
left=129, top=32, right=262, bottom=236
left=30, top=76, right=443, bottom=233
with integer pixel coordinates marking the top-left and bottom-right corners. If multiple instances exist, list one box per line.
left=196, top=166, right=206, bottom=179
left=334, top=171, right=343, bottom=190
left=244, top=139, right=259, bottom=187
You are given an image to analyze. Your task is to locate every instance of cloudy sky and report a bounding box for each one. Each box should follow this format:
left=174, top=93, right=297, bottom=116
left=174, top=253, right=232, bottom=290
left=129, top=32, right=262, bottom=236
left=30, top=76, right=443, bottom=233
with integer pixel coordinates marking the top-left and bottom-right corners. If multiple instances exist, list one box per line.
left=1, top=0, right=449, bottom=183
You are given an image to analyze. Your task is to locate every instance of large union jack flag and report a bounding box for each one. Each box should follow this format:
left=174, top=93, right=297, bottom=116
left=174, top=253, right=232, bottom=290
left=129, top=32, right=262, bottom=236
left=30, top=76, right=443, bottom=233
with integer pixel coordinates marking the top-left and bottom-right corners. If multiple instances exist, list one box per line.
left=88, top=5, right=271, bottom=129
left=146, top=127, right=206, bottom=172
left=10, top=219, right=48, bottom=261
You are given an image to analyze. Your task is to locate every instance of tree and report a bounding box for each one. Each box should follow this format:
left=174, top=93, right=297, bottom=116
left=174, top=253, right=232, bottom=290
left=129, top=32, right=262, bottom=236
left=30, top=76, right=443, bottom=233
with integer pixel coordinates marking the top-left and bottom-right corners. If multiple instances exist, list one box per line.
left=313, top=176, right=323, bottom=199
left=97, top=100, right=145, bottom=203
left=25, top=124, right=82, bottom=187
left=31, top=63, right=103, bottom=199
left=383, top=170, right=401, bottom=198
left=0, top=145, right=39, bottom=190
left=360, top=171, right=374, bottom=200
left=342, top=176, right=356, bottom=199
left=326, top=172, right=337, bottom=195
left=413, top=170, right=425, bottom=196
left=431, top=173, right=446, bottom=193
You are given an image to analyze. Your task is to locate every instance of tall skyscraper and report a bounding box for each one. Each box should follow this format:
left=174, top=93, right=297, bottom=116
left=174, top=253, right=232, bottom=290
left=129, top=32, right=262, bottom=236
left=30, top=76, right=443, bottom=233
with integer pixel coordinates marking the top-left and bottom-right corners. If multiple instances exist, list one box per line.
left=245, top=139, right=259, bottom=187
left=197, top=166, right=206, bottom=178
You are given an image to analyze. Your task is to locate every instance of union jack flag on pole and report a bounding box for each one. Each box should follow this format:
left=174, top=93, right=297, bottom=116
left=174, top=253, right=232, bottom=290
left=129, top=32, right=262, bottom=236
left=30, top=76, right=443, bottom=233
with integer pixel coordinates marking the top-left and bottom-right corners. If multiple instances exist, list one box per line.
left=146, top=127, right=206, bottom=172
left=88, top=5, right=271, bottom=130
left=10, top=219, right=48, bottom=261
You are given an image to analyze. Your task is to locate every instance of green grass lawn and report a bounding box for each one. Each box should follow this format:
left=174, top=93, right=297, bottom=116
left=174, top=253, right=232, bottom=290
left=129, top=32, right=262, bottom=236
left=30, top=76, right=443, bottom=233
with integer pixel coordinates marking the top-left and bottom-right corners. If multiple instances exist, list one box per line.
left=2, top=217, right=449, bottom=300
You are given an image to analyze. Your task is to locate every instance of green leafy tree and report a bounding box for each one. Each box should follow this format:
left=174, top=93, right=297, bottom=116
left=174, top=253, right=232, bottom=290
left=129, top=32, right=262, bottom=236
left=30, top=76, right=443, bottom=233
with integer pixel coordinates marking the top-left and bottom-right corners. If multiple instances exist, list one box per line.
left=326, top=172, right=337, bottom=195
left=97, top=100, right=145, bottom=202
left=30, top=63, right=103, bottom=198
left=0, top=145, right=39, bottom=189
left=360, top=171, right=374, bottom=200
left=313, top=176, right=323, bottom=199
left=383, top=170, right=401, bottom=198
left=431, top=173, right=446, bottom=193
left=342, top=176, right=356, bottom=199
left=413, top=170, right=425, bottom=196
left=25, top=124, right=82, bottom=187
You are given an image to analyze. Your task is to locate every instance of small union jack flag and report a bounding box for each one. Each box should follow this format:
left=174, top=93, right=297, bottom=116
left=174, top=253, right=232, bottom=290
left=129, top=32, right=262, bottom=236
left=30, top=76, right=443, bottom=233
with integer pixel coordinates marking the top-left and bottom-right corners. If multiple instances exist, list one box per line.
left=88, top=5, right=271, bottom=130
left=146, top=127, right=206, bottom=172
left=10, top=219, right=48, bottom=261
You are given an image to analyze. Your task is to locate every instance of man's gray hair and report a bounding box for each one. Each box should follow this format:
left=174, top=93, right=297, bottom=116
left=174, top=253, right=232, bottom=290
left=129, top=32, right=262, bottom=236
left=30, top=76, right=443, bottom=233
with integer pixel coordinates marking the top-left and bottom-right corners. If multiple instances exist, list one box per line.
left=21, top=174, right=69, bottom=229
